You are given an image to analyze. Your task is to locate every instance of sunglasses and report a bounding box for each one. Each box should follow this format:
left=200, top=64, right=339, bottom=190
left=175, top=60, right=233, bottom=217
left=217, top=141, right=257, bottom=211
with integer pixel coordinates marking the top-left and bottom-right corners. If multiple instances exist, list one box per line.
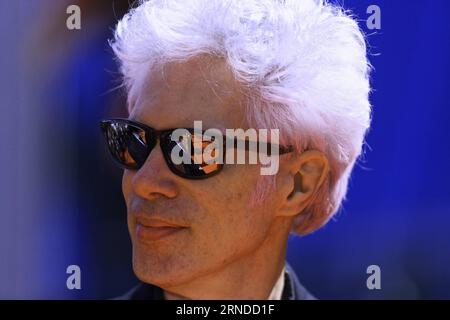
left=100, top=118, right=293, bottom=180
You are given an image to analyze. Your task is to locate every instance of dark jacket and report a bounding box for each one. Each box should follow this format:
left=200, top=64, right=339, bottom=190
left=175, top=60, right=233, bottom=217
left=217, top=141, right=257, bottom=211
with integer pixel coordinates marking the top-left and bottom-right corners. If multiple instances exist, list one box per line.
left=116, top=263, right=316, bottom=300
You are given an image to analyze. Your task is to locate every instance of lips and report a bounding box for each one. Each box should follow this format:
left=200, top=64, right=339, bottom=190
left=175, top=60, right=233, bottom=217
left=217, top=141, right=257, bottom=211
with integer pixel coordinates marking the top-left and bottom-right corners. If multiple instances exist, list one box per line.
left=135, top=217, right=187, bottom=242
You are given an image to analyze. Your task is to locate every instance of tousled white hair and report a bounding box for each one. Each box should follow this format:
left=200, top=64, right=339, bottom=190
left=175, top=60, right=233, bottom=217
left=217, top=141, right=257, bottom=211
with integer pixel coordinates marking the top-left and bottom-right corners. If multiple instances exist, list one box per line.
left=111, top=0, right=372, bottom=235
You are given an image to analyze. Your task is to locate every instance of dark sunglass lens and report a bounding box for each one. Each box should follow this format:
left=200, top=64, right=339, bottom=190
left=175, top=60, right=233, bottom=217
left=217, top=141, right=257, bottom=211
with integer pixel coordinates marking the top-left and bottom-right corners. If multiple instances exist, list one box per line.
left=160, top=130, right=222, bottom=178
left=102, top=121, right=150, bottom=169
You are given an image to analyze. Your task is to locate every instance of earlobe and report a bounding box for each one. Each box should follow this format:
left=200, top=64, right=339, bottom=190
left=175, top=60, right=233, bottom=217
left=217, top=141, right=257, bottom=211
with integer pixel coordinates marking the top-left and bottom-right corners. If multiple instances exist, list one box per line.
left=278, top=150, right=330, bottom=218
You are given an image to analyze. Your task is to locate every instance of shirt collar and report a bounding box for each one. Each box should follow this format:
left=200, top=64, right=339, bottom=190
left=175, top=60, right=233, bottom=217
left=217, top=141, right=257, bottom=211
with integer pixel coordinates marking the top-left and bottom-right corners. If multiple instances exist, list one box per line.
left=267, top=266, right=286, bottom=300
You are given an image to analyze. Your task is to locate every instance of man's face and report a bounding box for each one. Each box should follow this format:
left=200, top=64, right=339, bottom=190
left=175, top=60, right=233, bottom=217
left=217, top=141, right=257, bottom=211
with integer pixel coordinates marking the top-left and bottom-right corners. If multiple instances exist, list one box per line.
left=122, top=56, right=287, bottom=288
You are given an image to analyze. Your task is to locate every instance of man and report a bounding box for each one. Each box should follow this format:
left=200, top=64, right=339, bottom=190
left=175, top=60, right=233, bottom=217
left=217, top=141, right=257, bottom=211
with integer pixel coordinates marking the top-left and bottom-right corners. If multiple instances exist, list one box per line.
left=101, top=0, right=372, bottom=300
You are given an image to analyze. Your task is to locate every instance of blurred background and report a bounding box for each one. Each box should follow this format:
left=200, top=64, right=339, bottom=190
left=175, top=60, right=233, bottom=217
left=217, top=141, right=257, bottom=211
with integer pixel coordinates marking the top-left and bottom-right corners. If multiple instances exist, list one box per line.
left=1, top=0, right=449, bottom=299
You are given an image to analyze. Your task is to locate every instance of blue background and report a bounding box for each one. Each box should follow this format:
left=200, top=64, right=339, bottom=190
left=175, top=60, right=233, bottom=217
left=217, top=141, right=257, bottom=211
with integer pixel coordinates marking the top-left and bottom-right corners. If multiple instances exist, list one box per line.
left=1, top=0, right=449, bottom=299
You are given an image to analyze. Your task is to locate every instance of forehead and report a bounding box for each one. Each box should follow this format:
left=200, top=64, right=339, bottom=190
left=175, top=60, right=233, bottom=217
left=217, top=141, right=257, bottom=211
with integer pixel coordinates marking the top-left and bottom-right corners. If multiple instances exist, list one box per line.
left=129, top=55, right=247, bottom=131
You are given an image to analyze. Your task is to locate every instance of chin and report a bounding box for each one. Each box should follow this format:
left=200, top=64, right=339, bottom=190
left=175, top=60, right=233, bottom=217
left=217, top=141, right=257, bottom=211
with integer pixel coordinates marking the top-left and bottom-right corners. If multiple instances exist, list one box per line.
left=132, top=248, right=196, bottom=288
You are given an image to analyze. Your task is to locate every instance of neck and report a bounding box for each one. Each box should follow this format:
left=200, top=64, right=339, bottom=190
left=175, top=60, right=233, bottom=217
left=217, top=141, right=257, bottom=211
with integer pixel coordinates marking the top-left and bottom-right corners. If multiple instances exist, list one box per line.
left=163, top=217, right=292, bottom=300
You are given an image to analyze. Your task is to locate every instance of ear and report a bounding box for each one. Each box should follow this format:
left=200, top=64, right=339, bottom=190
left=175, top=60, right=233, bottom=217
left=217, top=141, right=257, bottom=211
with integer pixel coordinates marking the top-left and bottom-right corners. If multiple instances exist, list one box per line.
left=276, top=150, right=330, bottom=218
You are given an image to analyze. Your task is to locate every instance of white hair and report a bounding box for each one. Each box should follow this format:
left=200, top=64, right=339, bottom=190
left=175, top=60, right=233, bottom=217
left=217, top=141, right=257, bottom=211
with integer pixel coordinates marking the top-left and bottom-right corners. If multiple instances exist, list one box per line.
left=111, top=0, right=372, bottom=235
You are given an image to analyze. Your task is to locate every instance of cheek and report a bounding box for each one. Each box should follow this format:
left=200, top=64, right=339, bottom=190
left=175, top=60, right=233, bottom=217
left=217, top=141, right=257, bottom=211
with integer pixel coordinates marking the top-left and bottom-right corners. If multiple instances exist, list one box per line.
left=196, top=166, right=271, bottom=242
left=122, top=171, right=135, bottom=236
left=122, top=170, right=133, bottom=203
left=193, top=194, right=272, bottom=269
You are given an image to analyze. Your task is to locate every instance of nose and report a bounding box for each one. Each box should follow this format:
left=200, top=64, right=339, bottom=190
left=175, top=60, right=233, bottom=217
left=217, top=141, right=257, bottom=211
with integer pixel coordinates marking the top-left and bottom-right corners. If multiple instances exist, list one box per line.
left=128, top=142, right=179, bottom=200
